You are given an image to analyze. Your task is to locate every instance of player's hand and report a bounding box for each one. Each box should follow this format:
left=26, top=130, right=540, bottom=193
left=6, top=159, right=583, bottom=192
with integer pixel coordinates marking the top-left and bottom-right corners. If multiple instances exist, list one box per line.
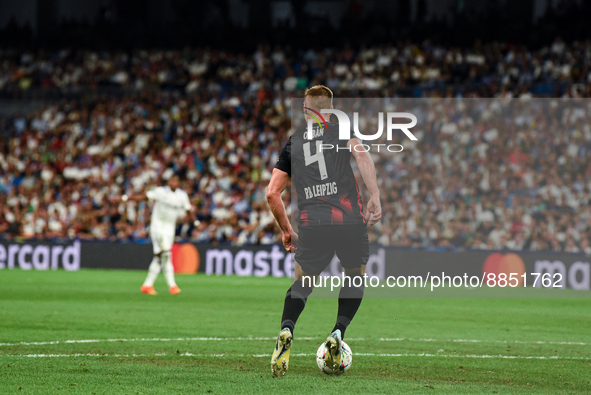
left=282, top=230, right=298, bottom=253
left=365, top=194, right=382, bottom=226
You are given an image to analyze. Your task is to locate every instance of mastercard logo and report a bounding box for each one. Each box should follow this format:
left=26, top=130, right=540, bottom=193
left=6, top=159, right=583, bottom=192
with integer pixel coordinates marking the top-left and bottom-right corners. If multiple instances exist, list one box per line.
left=171, top=243, right=200, bottom=274
left=482, top=252, right=526, bottom=286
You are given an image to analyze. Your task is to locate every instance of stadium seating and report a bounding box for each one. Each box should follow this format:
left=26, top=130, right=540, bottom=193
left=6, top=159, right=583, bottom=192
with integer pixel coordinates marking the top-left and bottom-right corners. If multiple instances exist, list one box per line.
left=1, top=41, right=590, bottom=253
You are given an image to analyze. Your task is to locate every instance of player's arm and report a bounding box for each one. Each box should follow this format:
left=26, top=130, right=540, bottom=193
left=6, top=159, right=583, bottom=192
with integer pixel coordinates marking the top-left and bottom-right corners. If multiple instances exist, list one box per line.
left=348, top=138, right=382, bottom=226
left=110, top=186, right=164, bottom=204
left=182, top=193, right=199, bottom=225
left=267, top=168, right=295, bottom=252
left=109, top=193, right=148, bottom=203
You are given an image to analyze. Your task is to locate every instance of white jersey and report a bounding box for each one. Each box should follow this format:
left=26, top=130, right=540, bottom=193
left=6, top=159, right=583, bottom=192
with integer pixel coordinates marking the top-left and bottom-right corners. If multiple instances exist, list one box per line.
left=146, top=186, right=192, bottom=233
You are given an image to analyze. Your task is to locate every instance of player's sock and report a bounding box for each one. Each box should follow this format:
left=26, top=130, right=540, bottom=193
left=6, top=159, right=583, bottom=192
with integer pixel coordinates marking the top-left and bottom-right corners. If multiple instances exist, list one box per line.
left=280, top=280, right=313, bottom=334
left=332, top=274, right=365, bottom=339
left=161, top=251, right=177, bottom=287
left=143, top=256, right=161, bottom=286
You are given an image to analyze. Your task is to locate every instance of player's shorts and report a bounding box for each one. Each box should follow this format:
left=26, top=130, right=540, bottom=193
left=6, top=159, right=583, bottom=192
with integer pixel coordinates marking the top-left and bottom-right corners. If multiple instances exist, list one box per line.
left=150, top=229, right=175, bottom=255
left=295, top=224, right=369, bottom=275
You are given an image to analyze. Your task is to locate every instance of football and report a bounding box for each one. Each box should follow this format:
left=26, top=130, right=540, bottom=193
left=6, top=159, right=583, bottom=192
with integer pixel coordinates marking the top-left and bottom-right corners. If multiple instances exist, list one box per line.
left=316, top=340, right=353, bottom=375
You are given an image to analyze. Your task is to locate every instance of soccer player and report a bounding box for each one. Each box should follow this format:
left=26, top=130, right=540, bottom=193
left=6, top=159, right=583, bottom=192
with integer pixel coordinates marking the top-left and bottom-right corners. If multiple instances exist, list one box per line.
left=110, top=174, right=192, bottom=295
left=267, top=85, right=382, bottom=376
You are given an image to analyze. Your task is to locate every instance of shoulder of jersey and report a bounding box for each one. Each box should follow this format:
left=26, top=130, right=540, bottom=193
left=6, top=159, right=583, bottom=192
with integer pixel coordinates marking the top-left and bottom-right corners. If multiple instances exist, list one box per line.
left=295, top=122, right=340, bottom=136
left=326, top=122, right=340, bottom=134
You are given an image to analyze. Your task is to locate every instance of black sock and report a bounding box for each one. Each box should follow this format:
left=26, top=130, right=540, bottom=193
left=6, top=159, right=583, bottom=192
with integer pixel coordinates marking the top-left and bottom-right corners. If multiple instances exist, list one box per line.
left=281, top=280, right=313, bottom=334
left=332, top=275, right=365, bottom=339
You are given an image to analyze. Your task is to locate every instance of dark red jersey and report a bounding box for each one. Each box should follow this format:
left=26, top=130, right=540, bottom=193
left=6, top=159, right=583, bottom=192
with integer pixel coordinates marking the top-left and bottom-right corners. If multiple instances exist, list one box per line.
left=275, top=122, right=365, bottom=227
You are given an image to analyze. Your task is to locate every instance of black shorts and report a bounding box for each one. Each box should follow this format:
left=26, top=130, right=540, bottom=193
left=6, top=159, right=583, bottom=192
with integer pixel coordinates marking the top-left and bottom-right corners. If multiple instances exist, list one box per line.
left=295, top=224, right=369, bottom=275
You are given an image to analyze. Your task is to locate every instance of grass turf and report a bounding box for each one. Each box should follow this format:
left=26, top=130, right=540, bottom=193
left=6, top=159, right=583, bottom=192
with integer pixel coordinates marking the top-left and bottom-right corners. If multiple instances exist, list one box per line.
left=0, top=269, right=590, bottom=394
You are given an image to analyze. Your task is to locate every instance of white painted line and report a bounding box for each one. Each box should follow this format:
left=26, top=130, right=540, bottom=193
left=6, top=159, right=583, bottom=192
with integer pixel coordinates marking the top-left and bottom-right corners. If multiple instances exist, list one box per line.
left=0, top=337, right=288, bottom=346
left=1, top=352, right=588, bottom=361
left=379, top=338, right=589, bottom=346
left=0, top=336, right=586, bottom=347
left=0, top=337, right=365, bottom=347
left=355, top=353, right=591, bottom=360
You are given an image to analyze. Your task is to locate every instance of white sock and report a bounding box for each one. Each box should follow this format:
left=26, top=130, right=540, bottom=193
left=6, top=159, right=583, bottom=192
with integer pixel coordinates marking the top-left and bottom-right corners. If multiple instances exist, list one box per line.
left=143, top=256, right=161, bottom=287
left=161, top=251, right=177, bottom=288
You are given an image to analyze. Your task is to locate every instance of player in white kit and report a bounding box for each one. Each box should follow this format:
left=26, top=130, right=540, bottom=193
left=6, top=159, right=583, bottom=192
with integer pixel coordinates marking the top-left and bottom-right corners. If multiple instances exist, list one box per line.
left=111, top=175, right=192, bottom=295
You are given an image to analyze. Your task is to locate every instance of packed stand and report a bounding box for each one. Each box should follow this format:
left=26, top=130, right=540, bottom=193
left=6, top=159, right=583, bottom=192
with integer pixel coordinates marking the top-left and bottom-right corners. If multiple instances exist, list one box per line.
left=367, top=99, right=591, bottom=254
left=2, top=39, right=591, bottom=99
left=0, top=91, right=290, bottom=246
left=1, top=42, right=591, bottom=253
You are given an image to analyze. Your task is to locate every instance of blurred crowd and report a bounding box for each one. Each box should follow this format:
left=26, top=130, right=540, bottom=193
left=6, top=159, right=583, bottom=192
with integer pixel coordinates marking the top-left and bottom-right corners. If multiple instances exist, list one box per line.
left=1, top=41, right=591, bottom=254
left=0, top=91, right=289, bottom=246
left=367, top=99, right=591, bottom=254
left=2, top=38, right=591, bottom=99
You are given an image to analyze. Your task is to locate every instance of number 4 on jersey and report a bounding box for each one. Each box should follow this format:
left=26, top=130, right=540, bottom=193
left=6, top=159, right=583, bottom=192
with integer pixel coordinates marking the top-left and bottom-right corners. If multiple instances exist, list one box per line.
left=303, top=141, right=328, bottom=180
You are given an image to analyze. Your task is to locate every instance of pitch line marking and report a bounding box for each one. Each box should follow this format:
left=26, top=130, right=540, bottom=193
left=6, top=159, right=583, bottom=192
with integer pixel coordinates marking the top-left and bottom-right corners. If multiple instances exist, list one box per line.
left=0, top=337, right=588, bottom=347
left=1, top=352, right=589, bottom=361
left=0, top=337, right=327, bottom=347
left=379, top=338, right=589, bottom=345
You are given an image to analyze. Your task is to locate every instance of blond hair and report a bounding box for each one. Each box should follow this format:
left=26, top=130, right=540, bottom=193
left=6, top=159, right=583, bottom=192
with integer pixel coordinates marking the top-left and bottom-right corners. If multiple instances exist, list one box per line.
left=304, top=85, right=333, bottom=111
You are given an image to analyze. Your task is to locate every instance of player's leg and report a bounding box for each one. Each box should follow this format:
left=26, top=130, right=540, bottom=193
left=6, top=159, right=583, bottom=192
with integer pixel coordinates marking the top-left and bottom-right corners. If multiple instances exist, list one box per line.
left=271, top=262, right=317, bottom=377
left=160, top=231, right=180, bottom=295
left=271, top=226, right=333, bottom=377
left=141, top=232, right=162, bottom=295
left=145, top=254, right=163, bottom=286
left=271, top=262, right=317, bottom=376
left=141, top=254, right=162, bottom=295
left=279, top=262, right=316, bottom=334
left=331, top=265, right=366, bottom=339
left=281, top=226, right=334, bottom=333
left=325, top=224, right=369, bottom=371
left=332, top=224, right=369, bottom=338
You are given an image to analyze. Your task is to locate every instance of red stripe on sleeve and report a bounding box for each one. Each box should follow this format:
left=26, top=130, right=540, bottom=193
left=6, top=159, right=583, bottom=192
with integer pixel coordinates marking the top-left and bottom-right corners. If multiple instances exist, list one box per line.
left=354, top=177, right=365, bottom=221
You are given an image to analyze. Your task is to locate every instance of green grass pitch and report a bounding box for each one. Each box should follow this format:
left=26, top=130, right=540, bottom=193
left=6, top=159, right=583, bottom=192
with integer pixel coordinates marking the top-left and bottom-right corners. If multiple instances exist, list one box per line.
left=0, top=269, right=590, bottom=394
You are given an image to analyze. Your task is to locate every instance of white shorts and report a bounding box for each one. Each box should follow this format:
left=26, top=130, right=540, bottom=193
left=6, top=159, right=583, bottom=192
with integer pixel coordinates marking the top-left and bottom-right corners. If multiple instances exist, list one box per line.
left=150, top=229, right=175, bottom=255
